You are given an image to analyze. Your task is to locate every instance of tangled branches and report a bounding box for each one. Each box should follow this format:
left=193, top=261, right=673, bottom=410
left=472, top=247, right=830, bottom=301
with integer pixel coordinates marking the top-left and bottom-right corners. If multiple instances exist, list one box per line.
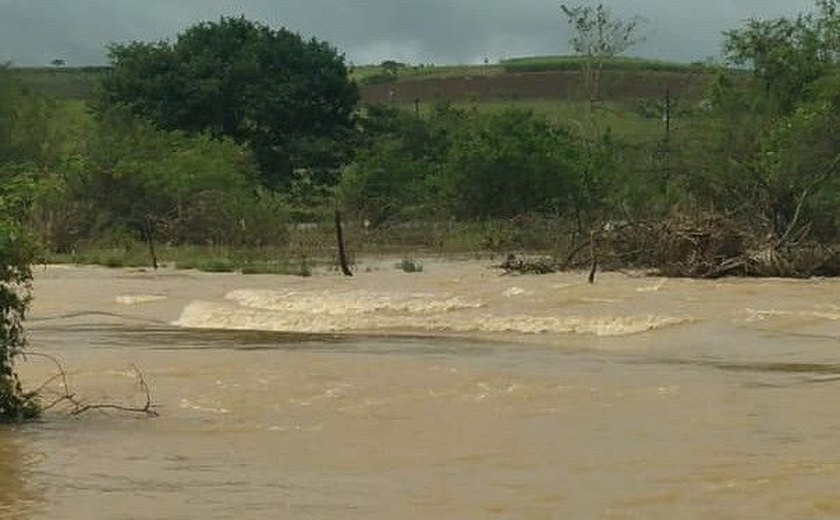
left=652, top=214, right=840, bottom=279
left=24, top=352, right=158, bottom=418
left=495, top=213, right=840, bottom=280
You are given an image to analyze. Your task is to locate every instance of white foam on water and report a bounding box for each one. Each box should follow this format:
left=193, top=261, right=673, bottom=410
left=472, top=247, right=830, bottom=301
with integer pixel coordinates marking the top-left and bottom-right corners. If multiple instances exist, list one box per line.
left=174, top=287, right=689, bottom=337
left=464, top=314, right=689, bottom=337
left=502, top=287, right=531, bottom=297
left=179, top=398, right=229, bottom=415
left=225, top=289, right=483, bottom=315
left=636, top=280, right=666, bottom=292
left=116, top=294, right=168, bottom=305
left=745, top=308, right=840, bottom=322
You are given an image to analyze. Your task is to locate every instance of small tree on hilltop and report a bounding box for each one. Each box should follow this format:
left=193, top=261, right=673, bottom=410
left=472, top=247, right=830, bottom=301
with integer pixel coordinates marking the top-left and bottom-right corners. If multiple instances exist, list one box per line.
left=380, top=60, right=405, bottom=81
left=560, top=3, right=646, bottom=102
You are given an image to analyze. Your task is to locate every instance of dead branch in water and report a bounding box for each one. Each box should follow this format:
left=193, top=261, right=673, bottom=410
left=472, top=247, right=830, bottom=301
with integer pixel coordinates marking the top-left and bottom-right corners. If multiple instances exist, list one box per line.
left=23, top=352, right=159, bottom=418
left=494, top=211, right=840, bottom=280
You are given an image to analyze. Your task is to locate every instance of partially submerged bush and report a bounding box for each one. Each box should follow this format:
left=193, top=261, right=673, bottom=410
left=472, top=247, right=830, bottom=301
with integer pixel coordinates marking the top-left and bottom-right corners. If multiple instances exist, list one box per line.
left=397, top=258, right=423, bottom=273
left=0, top=219, right=40, bottom=421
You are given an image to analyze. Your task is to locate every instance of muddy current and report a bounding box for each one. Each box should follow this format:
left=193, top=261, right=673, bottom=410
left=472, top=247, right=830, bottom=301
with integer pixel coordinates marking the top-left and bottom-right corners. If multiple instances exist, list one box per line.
left=2, top=261, right=840, bottom=519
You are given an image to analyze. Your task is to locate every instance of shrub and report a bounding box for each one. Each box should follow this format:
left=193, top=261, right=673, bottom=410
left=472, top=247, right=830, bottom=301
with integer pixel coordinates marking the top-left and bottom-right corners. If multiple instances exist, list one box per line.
left=397, top=258, right=424, bottom=273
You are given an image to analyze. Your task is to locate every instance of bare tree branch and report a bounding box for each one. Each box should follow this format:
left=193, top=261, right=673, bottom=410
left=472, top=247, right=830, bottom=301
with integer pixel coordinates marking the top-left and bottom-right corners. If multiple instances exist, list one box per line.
left=23, top=353, right=159, bottom=418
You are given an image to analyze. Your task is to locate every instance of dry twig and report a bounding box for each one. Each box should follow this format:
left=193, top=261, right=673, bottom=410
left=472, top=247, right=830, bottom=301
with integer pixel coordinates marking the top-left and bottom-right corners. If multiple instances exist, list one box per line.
left=22, top=352, right=159, bottom=418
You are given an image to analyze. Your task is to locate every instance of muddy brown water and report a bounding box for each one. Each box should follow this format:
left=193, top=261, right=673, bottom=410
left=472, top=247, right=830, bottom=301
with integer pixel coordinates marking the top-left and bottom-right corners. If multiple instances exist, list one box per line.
left=2, top=262, right=840, bottom=519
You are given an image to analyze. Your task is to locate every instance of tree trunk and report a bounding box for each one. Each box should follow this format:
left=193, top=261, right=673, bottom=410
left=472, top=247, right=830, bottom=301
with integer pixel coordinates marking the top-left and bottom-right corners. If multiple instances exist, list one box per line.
left=334, top=210, right=353, bottom=277
left=144, top=216, right=158, bottom=270
left=587, top=230, right=598, bottom=284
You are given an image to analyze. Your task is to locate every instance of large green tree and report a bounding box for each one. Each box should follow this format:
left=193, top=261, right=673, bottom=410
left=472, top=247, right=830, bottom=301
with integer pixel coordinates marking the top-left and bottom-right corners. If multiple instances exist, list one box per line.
left=102, top=17, right=359, bottom=189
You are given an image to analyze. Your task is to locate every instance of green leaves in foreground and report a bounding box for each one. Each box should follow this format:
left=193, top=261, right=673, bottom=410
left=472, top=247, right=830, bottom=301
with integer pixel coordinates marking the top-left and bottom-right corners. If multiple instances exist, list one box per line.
left=0, top=145, right=41, bottom=421
left=0, top=216, right=39, bottom=422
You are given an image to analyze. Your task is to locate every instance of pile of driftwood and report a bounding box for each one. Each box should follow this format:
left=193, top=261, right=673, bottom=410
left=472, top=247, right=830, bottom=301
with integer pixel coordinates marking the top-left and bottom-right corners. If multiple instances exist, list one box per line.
left=496, top=214, right=840, bottom=279
left=652, top=214, right=840, bottom=278
left=498, top=253, right=559, bottom=275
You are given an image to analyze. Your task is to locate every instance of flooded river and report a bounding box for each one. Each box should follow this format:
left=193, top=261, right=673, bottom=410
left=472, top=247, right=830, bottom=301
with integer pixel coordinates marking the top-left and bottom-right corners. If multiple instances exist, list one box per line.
left=3, top=261, right=840, bottom=518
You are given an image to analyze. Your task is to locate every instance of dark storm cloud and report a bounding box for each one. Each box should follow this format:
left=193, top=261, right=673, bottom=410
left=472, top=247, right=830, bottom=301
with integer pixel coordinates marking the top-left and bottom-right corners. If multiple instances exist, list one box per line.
left=0, top=0, right=816, bottom=67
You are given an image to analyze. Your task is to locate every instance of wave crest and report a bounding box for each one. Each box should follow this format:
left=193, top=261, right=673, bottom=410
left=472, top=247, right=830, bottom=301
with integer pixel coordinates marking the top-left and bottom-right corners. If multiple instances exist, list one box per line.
left=174, top=288, right=687, bottom=337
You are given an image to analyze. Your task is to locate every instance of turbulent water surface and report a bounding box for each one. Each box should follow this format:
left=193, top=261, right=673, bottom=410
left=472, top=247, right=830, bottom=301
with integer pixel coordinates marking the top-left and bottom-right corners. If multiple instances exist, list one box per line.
left=2, top=261, right=840, bottom=519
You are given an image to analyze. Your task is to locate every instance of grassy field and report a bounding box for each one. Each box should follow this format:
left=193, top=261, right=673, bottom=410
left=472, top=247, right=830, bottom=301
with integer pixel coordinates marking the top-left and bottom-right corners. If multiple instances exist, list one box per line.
left=11, top=57, right=719, bottom=149
left=427, top=99, right=671, bottom=142
left=11, top=66, right=108, bottom=100
left=351, top=55, right=718, bottom=83
left=42, top=217, right=579, bottom=274
left=351, top=63, right=504, bottom=84
left=379, top=96, right=716, bottom=144
left=499, top=55, right=714, bottom=73
left=13, top=55, right=719, bottom=103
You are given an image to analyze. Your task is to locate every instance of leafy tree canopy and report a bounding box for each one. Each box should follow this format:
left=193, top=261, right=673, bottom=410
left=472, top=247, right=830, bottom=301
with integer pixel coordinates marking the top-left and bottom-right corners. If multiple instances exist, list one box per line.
left=101, top=17, right=359, bottom=189
left=560, top=3, right=646, bottom=101
left=723, top=0, right=840, bottom=114
left=445, top=109, right=582, bottom=219
left=560, top=3, right=645, bottom=61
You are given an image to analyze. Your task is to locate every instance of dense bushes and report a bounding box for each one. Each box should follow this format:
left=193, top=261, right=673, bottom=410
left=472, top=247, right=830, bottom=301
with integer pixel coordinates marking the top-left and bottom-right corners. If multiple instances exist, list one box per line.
left=338, top=104, right=453, bottom=225
left=338, top=104, right=626, bottom=229
left=1, top=67, right=288, bottom=256
left=444, top=110, right=581, bottom=218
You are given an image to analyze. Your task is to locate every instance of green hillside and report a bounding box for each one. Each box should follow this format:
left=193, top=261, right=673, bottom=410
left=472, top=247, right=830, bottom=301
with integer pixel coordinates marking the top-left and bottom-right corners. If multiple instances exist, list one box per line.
left=12, top=56, right=719, bottom=104
left=9, top=56, right=720, bottom=153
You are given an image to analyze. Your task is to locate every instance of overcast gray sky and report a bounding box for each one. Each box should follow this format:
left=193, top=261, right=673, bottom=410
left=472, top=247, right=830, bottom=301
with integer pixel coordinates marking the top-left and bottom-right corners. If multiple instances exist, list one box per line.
left=0, top=0, right=816, bottom=67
